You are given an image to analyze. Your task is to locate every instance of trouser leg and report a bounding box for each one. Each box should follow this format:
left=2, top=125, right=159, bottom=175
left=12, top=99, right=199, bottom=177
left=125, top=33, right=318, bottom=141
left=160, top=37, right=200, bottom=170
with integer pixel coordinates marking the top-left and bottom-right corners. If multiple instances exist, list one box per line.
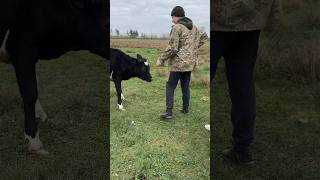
left=166, top=72, right=180, bottom=113
left=224, top=31, right=260, bottom=152
left=180, top=71, right=191, bottom=110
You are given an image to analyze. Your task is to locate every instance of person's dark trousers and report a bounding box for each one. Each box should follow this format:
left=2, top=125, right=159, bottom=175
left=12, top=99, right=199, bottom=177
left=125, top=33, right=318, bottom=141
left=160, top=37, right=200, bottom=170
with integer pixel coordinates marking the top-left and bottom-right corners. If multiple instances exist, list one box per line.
left=166, top=71, right=191, bottom=114
left=211, top=30, right=261, bottom=153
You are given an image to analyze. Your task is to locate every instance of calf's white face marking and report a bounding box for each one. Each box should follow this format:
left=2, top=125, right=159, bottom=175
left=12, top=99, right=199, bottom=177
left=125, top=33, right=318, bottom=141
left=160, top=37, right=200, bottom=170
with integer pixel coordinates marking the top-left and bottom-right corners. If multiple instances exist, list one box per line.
left=144, top=62, right=149, bottom=66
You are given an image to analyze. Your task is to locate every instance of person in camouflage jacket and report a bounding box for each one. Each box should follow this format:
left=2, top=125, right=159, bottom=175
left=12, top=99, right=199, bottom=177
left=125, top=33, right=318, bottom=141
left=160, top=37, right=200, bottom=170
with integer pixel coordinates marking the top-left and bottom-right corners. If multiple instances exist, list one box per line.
left=212, top=0, right=282, bottom=31
left=211, top=0, right=282, bottom=166
left=156, top=6, right=208, bottom=119
left=157, top=16, right=208, bottom=71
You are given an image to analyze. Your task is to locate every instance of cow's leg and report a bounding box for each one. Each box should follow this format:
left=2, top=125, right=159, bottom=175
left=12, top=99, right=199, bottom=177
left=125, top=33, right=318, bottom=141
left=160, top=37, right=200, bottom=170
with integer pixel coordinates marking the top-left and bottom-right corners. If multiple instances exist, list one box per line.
left=35, top=75, right=48, bottom=122
left=35, top=99, right=48, bottom=122
left=114, top=78, right=125, bottom=111
left=110, top=71, right=126, bottom=100
left=12, top=53, right=48, bottom=155
left=121, top=93, right=125, bottom=101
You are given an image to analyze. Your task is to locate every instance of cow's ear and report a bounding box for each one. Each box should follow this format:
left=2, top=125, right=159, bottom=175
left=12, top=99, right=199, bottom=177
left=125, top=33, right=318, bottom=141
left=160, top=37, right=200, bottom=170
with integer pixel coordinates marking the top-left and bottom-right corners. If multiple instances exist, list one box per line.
left=137, top=54, right=143, bottom=61
left=71, top=0, right=86, bottom=9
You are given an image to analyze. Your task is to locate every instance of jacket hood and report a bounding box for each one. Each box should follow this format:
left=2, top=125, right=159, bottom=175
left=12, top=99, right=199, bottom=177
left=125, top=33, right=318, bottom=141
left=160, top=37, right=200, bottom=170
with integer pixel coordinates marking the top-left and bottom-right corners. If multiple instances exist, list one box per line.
left=178, top=17, right=193, bottom=30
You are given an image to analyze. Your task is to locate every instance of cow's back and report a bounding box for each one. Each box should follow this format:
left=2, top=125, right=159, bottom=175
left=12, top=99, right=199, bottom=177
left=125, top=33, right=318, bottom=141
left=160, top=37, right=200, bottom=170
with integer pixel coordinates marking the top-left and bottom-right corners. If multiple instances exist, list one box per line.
left=110, top=48, right=124, bottom=73
left=0, top=0, right=20, bottom=46
left=110, top=48, right=134, bottom=75
left=2, top=0, right=108, bottom=61
left=0, top=0, right=21, bottom=26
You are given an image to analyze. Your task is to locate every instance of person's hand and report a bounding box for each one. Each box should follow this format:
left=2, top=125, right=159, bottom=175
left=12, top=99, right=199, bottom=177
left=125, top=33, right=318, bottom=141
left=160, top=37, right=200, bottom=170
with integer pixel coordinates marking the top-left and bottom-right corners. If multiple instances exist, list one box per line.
left=156, top=59, right=162, bottom=67
left=193, top=66, right=198, bottom=72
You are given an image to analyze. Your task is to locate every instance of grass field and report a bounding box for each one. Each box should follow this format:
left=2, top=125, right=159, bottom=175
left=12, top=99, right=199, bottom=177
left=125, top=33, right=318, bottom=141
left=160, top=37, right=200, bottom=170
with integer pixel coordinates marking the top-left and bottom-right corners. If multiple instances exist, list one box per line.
left=110, top=39, right=210, bottom=179
left=212, top=68, right=320, bottom=180
left=0, top=52, right=108, bottom=179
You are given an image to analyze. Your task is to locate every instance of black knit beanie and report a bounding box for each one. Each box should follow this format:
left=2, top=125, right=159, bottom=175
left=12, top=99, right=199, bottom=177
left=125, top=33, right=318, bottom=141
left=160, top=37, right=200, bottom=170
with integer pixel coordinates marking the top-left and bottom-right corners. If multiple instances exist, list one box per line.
left=171, top=6, right=185, bottom=17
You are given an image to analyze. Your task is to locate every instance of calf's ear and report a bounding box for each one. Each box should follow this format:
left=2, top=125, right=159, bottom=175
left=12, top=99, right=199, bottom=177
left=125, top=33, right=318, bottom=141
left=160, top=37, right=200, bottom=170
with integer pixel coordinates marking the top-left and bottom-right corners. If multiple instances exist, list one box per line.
left=137, top=54, right=143, bottom=61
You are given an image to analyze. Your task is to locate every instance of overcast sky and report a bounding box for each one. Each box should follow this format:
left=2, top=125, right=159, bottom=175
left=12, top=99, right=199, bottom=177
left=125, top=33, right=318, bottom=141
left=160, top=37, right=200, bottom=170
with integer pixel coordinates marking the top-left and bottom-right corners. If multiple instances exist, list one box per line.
left=110, top=0, right=210, bottom=36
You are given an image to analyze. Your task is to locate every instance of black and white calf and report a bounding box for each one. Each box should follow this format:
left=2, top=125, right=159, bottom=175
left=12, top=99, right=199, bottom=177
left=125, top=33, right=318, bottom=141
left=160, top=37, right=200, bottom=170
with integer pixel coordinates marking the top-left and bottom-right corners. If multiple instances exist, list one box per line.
left=0, top=0, right=108, bottom=155
left=110, top=48, right=152, bottom=111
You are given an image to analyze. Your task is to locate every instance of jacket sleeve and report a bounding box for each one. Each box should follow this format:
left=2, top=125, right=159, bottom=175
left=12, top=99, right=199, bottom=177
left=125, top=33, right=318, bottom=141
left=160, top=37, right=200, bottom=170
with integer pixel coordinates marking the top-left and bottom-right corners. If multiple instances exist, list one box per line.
left=158, top=25, right=180, bottom=64
left=198, top=31, right=209, bottom=49
left=266, top=0, right=282, bottom=30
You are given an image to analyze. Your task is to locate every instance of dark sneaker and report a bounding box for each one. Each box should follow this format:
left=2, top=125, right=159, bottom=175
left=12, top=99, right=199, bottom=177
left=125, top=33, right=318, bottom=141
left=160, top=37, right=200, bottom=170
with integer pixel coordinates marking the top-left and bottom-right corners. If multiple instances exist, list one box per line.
left=160, top=112, right=173, bottom=120
left=180, top=109, right=189, bottom=114
left=222, top=148, right=255, bottom=166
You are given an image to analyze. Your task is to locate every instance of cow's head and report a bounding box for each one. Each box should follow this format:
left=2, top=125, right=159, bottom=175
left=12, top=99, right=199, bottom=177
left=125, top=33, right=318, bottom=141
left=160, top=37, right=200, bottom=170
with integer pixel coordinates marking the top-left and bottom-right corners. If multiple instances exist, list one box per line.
left=69, top=0, right=108, bottom=55
left=134, top=54, right=153, bottom=82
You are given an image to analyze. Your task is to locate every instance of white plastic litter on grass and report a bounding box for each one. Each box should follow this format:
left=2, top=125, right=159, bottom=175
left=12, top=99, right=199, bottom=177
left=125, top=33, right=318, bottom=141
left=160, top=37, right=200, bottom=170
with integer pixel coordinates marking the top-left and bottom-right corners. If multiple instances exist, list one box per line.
left=205, top=124, right=210, bottom=131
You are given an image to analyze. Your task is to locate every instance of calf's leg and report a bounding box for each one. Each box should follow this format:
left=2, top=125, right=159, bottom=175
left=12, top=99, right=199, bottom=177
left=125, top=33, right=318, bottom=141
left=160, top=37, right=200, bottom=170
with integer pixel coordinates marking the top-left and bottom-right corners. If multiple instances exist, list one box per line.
left=121, top=93, right=125, bottom=101
left=35, top=76, right=48, bottom=122
left=12, top=52, right=48, bottom=155
left=114, top=78, right=125, bottom=111
left=35, top=100, right=48, bottom=122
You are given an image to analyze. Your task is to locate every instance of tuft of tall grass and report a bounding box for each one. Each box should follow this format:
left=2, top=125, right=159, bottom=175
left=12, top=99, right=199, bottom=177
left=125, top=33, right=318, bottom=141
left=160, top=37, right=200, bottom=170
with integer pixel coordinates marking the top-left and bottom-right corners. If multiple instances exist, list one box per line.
left=257, top=36, right=320, bottom=82
left=191, top=76, right=210, bottom=87
left=156, top=68, right=167, bottom=77
left=302, top=1, right=320, bottom=29
left=282, top=0, right=304, bottom=13
left=256, top=0, right=320, bottom=83
left=286, top=40, right=320, bottom=82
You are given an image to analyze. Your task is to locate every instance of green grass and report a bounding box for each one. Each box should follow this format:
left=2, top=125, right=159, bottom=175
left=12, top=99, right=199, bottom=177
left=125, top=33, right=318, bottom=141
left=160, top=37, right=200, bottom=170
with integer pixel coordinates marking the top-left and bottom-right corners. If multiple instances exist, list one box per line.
left=110, top=48, right=210, bottom=179
left=0, top=51, right=108, bottom=179
left=212, top=63, right=320, bottom=180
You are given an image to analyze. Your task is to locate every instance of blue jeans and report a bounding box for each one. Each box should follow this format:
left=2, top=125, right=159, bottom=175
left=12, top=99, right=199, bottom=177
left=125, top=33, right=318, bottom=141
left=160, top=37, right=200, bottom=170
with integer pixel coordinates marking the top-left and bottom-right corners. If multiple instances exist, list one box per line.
left=166, top=71, right=191, bottom=113
left=211, top=30, right=261, bottom=152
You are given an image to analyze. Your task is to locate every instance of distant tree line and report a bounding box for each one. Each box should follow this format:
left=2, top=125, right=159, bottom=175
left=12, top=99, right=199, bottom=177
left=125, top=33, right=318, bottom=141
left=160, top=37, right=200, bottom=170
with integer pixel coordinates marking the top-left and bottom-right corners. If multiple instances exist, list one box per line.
left=110, top=28, right=170, bottom=39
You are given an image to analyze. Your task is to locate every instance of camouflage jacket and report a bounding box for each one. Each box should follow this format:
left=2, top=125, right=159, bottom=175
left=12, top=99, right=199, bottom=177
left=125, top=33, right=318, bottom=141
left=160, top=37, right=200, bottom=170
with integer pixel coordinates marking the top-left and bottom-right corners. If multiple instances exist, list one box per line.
left=212, top=0, right=282, bottom=31
left=158, top=17, right=208, bottom=72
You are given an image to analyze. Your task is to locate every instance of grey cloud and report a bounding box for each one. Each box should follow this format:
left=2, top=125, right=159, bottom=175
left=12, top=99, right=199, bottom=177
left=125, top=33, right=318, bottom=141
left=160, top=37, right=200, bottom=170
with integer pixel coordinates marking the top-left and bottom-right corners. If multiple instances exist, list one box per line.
left=111, top=0, right=210, bottom=36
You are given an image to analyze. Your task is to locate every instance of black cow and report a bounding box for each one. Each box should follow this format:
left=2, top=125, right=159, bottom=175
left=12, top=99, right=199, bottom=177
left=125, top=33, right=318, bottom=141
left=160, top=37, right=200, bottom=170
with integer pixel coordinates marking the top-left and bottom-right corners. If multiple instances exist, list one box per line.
left=0, top=0, right=108, bottom=155
left=110, top=48, right=152, bottom=111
